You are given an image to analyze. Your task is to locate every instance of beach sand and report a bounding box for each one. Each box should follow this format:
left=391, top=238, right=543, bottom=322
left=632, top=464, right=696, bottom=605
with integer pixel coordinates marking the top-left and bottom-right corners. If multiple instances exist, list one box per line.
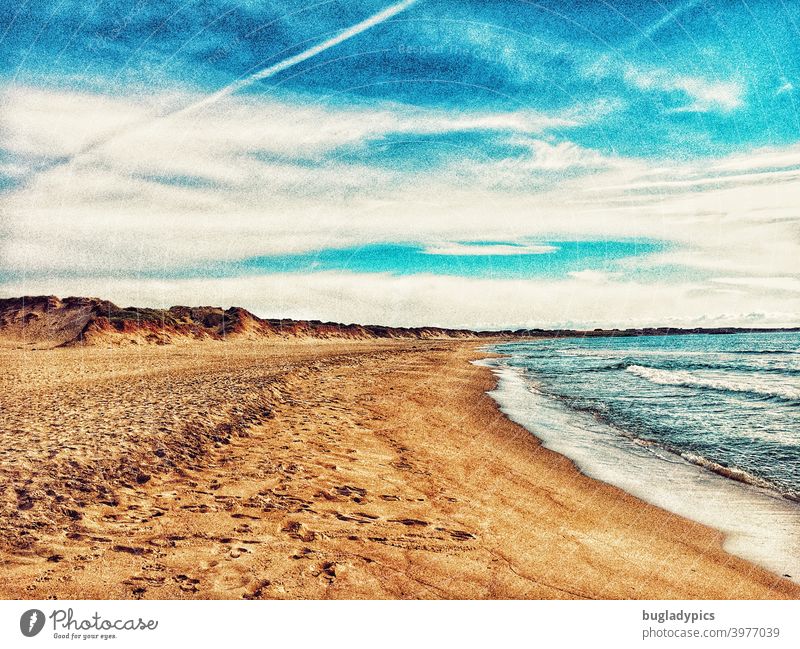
left=0, top=339, right=797, bottom=599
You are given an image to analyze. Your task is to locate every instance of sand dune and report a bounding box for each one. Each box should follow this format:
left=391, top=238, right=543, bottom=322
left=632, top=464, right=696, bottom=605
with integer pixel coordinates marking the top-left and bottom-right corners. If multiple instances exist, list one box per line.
left=0, top=296, right=482, bottom=349
left=0, top=339, right=797, bottom=599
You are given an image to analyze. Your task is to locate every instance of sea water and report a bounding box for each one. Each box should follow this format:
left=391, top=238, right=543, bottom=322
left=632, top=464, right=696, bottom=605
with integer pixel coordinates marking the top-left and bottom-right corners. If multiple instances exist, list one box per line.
left=481, top=332, right=800, bottom=582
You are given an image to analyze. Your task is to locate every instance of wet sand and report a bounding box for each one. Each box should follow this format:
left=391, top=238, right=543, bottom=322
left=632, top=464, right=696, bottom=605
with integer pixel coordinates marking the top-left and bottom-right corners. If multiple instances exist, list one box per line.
left=0, top=340, right=797, bottom=599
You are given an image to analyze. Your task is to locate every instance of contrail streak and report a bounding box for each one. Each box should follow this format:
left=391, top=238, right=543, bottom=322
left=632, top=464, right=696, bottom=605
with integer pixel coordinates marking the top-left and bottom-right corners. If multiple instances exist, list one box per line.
left=174, top=0, right=418, bottom=117
left=21, top=0, right=418, bottom=181
left=626, top=0, right=702, bottom=51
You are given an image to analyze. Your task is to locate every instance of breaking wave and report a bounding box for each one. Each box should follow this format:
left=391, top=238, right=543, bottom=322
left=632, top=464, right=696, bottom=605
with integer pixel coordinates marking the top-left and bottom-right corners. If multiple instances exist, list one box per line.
left=625, top=364, right=800, bottom=401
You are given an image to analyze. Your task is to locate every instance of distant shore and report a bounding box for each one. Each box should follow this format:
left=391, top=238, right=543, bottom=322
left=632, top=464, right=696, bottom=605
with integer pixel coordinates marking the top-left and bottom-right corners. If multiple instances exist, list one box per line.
left=1, top=295, right=797, bottom=350
left=1, top=339, right=797, bottom=599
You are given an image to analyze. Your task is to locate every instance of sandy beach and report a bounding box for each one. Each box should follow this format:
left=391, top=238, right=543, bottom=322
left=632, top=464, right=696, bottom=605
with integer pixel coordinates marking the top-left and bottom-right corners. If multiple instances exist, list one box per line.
left=1, top=339, right=797, bottom=599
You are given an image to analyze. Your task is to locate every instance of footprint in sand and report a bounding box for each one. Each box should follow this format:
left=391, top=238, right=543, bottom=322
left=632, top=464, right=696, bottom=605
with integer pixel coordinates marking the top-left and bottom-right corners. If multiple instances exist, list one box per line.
left=242, top=579, right=272, bottom=599
left=388, top=518, right=429, bottom=527
left=312, top=561, right=337, bottom=582
left=173, top=574, right=201, bottom=593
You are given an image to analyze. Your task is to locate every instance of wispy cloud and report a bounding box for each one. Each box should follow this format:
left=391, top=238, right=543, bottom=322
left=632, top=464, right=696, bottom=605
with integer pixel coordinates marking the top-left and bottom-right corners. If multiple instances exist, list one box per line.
left=422, top=243, right=557, bottom=256
left=503, top=138, right=613, bottom=171
left=1, top=87, right=583, bottom=175
left=623, top=66, right=744, bottom=113
left=568, top=270, right=620, bottom=283
left=711, top=277, right=800, bottom=293
left=2, top=89, right=798, bottom=263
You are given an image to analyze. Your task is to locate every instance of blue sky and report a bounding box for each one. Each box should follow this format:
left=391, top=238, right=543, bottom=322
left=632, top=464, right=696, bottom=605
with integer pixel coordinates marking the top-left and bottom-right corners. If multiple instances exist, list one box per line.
left=4, top=0, right=800, bottom=157
left=1, top=1, right=799, bottom=327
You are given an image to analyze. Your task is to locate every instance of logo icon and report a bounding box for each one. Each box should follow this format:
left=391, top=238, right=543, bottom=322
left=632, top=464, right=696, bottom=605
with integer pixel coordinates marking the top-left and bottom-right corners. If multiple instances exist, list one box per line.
left=20, top=609, right=45, bottom=637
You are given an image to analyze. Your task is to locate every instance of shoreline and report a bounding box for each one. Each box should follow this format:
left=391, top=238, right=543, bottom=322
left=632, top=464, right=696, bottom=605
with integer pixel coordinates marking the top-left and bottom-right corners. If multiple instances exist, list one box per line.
left=0, top=340, right=797, bottom=599
left=479, top=355, right=800, bottom=585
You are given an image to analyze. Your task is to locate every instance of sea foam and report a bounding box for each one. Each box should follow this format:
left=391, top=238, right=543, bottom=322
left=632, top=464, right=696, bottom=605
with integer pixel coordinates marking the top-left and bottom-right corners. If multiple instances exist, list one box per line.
left=479, top=359, right=800, bottom=583
left=625, top=364, right=800, bottom=401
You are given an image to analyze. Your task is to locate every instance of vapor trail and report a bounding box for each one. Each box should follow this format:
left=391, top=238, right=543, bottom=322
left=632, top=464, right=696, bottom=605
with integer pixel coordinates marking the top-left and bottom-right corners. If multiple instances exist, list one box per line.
left=173, top=0, right=418, bottom=117
left=626, top=0, right=702, bottom=51
left=23, top=0, right=418, bottom=180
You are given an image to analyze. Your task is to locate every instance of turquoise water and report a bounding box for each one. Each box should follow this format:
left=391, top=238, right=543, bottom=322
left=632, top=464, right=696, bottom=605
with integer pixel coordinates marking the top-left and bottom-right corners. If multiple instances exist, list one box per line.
left=492, top=332, right=800, bottom=500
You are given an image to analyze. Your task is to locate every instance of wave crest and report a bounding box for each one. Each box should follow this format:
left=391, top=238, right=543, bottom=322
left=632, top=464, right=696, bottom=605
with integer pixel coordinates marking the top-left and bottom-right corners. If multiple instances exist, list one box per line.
left=625, top=365, right=800, bottom=401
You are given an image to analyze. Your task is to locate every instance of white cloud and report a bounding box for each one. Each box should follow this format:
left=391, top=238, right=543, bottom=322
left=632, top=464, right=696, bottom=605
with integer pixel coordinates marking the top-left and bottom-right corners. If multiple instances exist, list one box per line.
left=1, top=87, right=799, bottom=327
left=0, top=88, right=156, bottom=157
left=704, top=143, right=800, bottom=172
left=505, top=138, right=613, bottom=171
left=623, top=66, right=744, bottom=112
left=423, top=242, right=557, bottom=255
left=0, top=86, right=580, bottom=171
left=567, top=270, right=620, bottom=283
left=711, top=277, right=800, bottom=293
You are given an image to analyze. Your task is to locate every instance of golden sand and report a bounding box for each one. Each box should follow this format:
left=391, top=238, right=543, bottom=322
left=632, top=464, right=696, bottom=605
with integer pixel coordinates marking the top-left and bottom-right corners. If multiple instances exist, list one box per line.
left=0, top=340, right=797, bottom=599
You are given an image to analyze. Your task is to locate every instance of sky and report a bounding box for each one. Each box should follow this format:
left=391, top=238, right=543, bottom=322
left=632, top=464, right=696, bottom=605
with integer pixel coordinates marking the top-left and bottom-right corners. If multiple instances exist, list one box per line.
left=1, top=0, right=799, bottom=328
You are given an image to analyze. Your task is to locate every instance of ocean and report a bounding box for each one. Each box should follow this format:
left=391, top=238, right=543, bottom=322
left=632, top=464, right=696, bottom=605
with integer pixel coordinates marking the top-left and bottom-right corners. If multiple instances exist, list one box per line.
left=482, top=332, right=800, bottom=581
